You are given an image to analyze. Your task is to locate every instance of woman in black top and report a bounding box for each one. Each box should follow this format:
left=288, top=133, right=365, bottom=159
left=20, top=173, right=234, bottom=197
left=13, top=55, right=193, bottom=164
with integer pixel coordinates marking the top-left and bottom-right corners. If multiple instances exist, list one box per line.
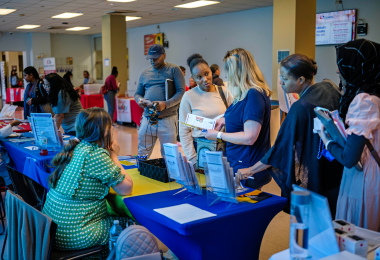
left=23, top=66, right=49, bottom=119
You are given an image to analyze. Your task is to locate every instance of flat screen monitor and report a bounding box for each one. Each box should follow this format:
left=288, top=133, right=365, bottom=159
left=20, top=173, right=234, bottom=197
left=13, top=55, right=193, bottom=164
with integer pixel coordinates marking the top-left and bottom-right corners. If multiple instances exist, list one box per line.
left=316, top=9, right=356, bottom=45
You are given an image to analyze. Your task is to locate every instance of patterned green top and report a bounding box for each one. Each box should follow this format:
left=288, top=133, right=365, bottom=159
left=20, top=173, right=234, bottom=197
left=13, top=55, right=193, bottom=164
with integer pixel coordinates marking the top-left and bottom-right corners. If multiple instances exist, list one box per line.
left=42, top=141, right=126, bottom=250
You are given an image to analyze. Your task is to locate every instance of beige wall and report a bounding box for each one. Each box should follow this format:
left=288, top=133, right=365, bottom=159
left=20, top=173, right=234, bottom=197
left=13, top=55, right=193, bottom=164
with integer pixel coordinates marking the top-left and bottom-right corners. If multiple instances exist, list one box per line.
left=5, top=51, right=19, bottom=85
left=102, top=15, right=128, bottom=93
left=272, top=0, right=316, bottom=99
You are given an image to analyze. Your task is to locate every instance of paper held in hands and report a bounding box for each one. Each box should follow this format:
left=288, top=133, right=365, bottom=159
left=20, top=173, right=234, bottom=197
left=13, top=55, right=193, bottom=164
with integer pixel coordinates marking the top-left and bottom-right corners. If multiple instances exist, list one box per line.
left=184, top=114, right=216, bottom=130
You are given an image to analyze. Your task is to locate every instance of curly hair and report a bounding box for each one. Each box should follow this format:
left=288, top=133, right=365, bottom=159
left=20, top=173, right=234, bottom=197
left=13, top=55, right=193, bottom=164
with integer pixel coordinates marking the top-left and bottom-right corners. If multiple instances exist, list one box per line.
left=45, top=73, right=80, bottom=107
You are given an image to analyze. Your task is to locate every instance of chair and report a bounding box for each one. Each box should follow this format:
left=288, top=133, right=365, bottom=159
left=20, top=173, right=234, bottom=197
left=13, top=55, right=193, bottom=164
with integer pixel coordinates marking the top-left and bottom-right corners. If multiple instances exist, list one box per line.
left=3, top=167, right=105, bottom=260
left=0, top=177, right=6, bottom=236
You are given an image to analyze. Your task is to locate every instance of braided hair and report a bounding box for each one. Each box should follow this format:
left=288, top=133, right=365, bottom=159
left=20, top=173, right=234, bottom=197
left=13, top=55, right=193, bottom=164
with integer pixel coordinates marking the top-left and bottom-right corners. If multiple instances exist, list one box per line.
left=336, top=39, right=380, bottom=120
left=45, top=73, right=80, bottom=107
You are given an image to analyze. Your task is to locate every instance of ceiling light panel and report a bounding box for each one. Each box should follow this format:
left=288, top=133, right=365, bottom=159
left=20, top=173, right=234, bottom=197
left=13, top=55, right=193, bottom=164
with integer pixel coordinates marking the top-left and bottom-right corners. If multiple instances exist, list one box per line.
left=107, top=0, right=136, bottom=2
left=125, top=16, right=141, bottom=21
left=16, top=24, right=41, bottom=29
left=0, top=9, right=17, bottom=15
left=175, top=1, right=220, bottom=8
left=66, top=27, right=90, bottom=31
left=52, top=13, right=83, bottom=19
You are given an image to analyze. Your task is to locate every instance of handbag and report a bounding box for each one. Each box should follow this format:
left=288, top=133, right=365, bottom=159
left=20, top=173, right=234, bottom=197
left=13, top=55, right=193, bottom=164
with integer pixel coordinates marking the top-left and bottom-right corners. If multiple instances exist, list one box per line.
left=100, top=83, right=108, bottom=95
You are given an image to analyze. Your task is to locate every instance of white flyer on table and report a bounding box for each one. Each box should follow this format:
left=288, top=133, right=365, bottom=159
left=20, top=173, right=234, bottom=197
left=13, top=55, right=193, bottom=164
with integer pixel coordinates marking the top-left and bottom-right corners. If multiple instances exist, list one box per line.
left=185, top=114, right=215, bottom=130
left=154, top=204, right=216, bottom=224
left=205, top=151, right=228, bottom=190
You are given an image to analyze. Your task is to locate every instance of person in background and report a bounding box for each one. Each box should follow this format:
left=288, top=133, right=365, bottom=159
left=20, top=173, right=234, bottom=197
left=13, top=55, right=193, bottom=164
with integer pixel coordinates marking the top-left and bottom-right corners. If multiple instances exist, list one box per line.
left=318, top=39, right=380, bottom=231
left=236, top=54, right=343, bottom=216
left=210, top=64, right=224, bottom=86
left=204, top=48, right=272, bottom=190
left=104, top=66, right=120, bottom=125
left=9, top=70, right=19, bottom=88
left=76, top=70, right=97, bottom=94
left=23, top=66, right=49, bottom=119
left=134, top=44, right=186, bottom=157
left=179, top=66, right=189, bottom=91
left=63, top=71, right=74, bottom=88
left=189, top=77, right=197, bottom=90
left=42, top=107, right=133, bottom=253
left=44, top=73, right=83, bottom=136
left=179, top=54, right=229, bottom=168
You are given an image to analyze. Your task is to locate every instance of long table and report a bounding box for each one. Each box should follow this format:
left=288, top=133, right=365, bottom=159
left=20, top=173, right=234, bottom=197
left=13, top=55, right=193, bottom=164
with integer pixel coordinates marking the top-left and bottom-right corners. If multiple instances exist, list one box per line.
left=2, top=136, right=287, bottom=260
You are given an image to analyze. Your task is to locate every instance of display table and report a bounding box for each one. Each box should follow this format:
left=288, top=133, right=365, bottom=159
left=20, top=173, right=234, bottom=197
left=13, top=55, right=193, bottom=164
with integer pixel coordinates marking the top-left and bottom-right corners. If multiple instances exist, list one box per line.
left=130, top=99, right=143, bottom=126
left=80, top=94, right=104, bottom=109
left=6, top=88, right=25, bottom=103
left=0, top=120, right=31, bottom=133
left=269, top=226, right=379, bottom=260
left=124, top=188, right=287, bottom=260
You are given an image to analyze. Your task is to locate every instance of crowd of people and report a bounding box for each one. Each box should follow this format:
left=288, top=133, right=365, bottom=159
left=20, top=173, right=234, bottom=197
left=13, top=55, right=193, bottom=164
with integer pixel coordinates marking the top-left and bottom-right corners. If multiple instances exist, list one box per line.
left=5, top=38, right=379, bottom=254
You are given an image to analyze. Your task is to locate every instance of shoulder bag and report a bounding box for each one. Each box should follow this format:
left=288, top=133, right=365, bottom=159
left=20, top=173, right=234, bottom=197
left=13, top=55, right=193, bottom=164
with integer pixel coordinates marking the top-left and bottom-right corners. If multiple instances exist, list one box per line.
left=100, top=83, right=108, bottom=95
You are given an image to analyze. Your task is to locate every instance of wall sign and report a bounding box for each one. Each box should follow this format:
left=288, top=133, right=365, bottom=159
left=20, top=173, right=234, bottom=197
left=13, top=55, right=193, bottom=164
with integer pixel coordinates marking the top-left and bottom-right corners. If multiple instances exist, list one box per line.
left=43, top=57, right=56, bottom=75
left=144, top=33, right=164, bottom=55
left=0, top=62, right=6, bottom=100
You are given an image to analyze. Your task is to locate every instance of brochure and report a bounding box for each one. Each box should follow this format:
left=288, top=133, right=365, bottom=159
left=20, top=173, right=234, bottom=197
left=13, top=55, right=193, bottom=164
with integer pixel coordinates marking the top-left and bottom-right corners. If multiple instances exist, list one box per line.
left=185, top=114, right=216, bottom=130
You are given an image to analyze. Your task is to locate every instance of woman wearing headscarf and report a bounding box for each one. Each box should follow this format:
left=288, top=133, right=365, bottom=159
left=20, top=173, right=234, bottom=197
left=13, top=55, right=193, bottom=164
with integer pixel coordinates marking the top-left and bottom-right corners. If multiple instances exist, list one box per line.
left=43, top=73, right=83, bottom=136
left=318, top=39, right=380, bottom=231
left=236, top=54, right=343, bottom=216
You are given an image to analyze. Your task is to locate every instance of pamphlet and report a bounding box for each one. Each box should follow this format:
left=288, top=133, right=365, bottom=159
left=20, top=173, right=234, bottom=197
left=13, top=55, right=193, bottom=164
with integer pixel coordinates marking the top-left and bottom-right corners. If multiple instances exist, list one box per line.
left=185, top=114, right=216, bottom=130
left=154, top=204, right=216, bottom=224
left=205, top=151, right=228, bottom=190
left=30, top=113, right=60, bottom=148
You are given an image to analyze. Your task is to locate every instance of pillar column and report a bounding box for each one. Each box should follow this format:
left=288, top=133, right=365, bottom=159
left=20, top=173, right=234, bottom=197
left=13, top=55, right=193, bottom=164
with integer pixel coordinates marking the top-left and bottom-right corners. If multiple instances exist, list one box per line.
left=271, top=0, right=316, bottom=99
left=102, top=15, right=128, bottom=94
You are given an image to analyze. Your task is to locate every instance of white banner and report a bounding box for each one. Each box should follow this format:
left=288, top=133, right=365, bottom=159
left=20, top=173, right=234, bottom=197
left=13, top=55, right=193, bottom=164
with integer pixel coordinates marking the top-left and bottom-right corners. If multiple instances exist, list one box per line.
left=0, top=62, right=5, bottom=100
left=43, top=57, right=56, bottom=75
left=10, top=89, right=14, bottom=102
left=21, top=88, right=25, bottom=101
left=117, top=98, right=131, bottom=123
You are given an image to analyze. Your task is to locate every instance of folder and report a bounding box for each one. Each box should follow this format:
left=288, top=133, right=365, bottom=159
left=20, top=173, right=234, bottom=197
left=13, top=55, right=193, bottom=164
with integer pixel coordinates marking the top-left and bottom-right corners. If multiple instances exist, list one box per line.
left=165, top=79, right=175, bottom=101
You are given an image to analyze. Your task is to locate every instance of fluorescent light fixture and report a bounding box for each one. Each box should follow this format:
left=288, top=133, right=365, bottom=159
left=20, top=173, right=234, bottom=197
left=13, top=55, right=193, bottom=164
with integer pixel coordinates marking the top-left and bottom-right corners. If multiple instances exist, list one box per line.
left=16, top=24, right=41, bottom=29
left=0, top=8, right=17, bottom=15
left=66, top=27, right=90, bottom=31
left=107, top=0, right=136, bottom=2
left=52, top=13, right=83, bottom=19
left=175, top=1, right=219, bottom=8
left=125, top=16, right=141, bottom=21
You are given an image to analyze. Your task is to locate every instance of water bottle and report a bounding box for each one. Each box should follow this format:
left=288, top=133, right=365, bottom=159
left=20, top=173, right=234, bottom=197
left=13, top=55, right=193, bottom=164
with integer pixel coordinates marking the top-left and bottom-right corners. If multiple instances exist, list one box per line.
left=290, top=190, right=310, bottom=260
left=109, top=220, right=123, bottom=251
left=39, top=131, right=48, bottom=156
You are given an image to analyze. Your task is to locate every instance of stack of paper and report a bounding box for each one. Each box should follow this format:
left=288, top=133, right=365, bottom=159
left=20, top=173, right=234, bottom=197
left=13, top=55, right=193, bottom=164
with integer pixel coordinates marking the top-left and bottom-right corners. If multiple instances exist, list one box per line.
left=163, top=143, right=202, bottom=196
left=205, top=151, right=237, bottom=203
left=154, top=204, right=216, bottom=224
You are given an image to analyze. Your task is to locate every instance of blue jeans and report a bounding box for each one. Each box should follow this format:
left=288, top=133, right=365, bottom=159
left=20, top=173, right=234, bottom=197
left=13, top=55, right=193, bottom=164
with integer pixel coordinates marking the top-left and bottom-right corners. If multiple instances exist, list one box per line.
left=104, top=90, right=116, bottom=121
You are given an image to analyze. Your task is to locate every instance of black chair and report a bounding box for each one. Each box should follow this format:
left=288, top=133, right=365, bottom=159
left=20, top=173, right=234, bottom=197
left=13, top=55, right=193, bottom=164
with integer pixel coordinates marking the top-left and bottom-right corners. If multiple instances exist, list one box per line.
left=3, top=166, right=105, bottom=260
left=0, top=177, right=6, bottom=236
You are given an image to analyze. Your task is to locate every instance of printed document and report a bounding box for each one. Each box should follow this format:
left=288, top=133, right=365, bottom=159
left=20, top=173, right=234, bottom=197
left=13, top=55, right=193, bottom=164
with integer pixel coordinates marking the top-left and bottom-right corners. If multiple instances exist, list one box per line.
left=185, top=114, right=215, bottom=130
left=205, top=151, right=227, bottom=190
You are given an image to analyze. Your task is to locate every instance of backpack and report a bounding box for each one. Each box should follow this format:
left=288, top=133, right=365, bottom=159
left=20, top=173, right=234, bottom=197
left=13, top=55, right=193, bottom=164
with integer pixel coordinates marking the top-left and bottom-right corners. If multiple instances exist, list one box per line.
left=107, top=225, right=161, bottom=260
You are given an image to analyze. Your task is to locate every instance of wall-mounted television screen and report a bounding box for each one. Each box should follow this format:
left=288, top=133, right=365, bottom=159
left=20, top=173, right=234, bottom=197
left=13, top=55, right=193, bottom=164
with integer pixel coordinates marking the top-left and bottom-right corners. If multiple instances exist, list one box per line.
left=316, top=9, right=356, bottom=45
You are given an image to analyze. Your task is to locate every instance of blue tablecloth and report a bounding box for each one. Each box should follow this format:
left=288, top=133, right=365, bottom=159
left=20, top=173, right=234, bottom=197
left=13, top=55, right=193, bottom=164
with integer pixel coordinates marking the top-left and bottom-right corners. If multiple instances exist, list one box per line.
left=0, top=133, right=68, bottom=189
left=124, top=189, right=287, bottom=260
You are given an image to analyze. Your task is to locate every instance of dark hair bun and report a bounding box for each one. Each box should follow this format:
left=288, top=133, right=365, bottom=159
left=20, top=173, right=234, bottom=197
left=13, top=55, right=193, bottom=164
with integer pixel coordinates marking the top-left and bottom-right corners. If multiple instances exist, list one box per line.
left=112, top=66, right=118, bottom=75
left=280, top=54, right=318, bottom=80
left=310, top=58, right=318, bottom=75
left=187, top=54, right=203, bottom=67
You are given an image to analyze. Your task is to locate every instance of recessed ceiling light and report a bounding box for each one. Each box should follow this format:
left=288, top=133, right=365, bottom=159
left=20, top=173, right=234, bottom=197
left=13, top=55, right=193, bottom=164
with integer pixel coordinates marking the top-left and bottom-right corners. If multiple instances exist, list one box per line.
left=107, top=0, right=136, bottom=2
left=16, top=24, right=40, bottom=29
left=52, top=13, right=83, bottom=19
left=0, top=8, right=17, bottom=15
left=125, top=16, right=141, bottom=21
left=66, top=27, right=90, bottom=31
left=175, top=1, right=219, bottom=8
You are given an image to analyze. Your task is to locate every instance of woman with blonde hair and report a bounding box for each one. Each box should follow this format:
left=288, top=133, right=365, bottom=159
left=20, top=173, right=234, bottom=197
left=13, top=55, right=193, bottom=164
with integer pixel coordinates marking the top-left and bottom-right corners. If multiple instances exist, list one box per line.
left=42, top=107, right=133, bottom=251
left=204, top=48, right=272, bottom=189
left=236, top=53, right=343, bottom=216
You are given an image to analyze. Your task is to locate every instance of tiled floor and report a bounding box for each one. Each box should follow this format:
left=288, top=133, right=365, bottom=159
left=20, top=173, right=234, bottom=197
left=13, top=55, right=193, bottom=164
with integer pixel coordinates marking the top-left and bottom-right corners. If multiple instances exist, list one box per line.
left=0, top=106, right=290, bottom=259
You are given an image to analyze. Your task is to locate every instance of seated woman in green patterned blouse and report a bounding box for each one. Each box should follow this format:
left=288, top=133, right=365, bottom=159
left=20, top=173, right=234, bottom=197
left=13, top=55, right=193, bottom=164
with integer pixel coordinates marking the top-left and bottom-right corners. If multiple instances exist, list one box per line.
left=42, top=107, right=133, bottom=251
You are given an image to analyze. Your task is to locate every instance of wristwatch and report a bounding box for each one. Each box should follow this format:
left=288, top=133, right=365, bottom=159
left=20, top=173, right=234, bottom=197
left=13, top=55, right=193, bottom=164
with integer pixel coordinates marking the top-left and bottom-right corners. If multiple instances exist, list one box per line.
left=217, top=132, right=223, bottom=141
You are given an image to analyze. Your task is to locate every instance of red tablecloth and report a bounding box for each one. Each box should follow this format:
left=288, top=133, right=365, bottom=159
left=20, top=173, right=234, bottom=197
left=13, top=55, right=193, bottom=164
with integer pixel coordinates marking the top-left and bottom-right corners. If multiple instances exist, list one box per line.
left=80, top=94, right=104, bottom=109
left=0, top=120, right=31, bottom=133
left=6, top=88, right=25, bottom=103
left=130, top=99, right=143, bottom=126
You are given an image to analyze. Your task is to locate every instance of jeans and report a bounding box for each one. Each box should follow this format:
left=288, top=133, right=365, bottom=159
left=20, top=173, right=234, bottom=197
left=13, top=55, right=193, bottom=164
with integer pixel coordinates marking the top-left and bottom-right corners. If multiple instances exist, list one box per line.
left=104, top=90, right=116, bottom=121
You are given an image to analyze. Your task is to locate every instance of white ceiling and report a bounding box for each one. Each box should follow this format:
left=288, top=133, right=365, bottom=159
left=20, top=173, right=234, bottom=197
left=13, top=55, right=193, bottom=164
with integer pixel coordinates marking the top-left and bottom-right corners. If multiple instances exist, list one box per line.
left=0, top=0, right=272, bottom=35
